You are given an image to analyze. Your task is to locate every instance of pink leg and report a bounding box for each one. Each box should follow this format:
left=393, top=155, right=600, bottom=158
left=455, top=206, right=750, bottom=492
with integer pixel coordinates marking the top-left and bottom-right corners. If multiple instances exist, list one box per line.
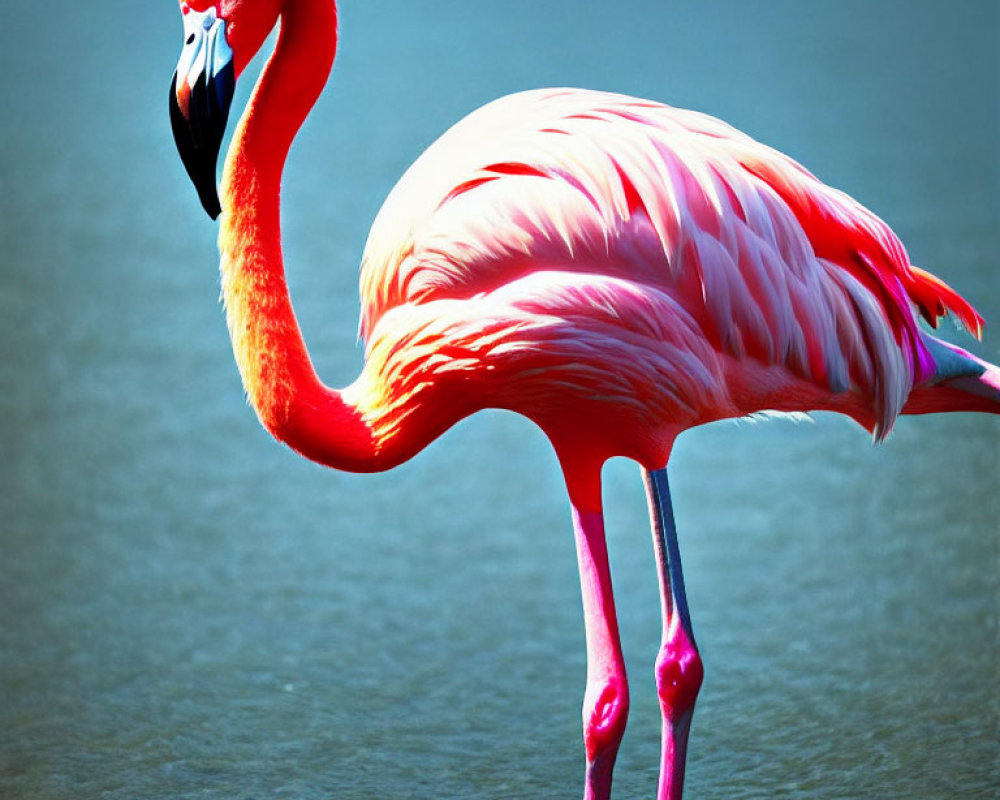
left=569, top=503, right=629, bottom=800
left=643, top=467, right=703, bottom=800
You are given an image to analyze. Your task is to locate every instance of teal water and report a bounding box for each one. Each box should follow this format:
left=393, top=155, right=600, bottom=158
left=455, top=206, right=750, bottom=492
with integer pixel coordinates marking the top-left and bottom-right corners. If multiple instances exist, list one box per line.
left=1, top=1, right=997, bottom=798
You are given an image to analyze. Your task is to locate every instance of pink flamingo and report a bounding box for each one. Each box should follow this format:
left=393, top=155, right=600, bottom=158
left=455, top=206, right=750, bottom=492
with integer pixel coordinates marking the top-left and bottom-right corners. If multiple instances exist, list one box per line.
left=169, top=1, right=999, bottom=797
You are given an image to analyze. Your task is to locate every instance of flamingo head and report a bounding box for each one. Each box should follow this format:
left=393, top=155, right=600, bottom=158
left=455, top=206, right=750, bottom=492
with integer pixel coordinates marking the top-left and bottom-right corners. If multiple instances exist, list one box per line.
left=170, top=0, right=281, bottom=219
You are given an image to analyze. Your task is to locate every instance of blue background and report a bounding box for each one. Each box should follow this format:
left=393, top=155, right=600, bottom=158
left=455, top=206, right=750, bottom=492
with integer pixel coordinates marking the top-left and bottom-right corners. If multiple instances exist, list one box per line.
left=1, top=1, right=997, bottom=797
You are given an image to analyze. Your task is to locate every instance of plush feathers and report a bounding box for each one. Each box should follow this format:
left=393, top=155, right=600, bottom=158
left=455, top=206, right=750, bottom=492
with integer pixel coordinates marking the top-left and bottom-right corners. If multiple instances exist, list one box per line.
left=357, top=89, right=981, bottom=443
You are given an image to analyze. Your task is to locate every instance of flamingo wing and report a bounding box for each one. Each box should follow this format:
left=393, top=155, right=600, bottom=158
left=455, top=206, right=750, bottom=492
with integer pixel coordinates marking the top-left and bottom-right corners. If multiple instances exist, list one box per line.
left=357, top=88, right=980, bottom=439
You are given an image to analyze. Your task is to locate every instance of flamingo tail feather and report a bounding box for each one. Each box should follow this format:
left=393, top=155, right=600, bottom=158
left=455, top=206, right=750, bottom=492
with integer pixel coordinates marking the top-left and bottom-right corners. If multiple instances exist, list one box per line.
left=903, top=333, right=1000, bottom=416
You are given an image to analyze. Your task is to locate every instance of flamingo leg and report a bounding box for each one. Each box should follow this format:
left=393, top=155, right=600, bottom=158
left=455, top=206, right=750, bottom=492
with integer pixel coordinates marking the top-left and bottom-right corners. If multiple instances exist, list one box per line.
left=642, top=467, right=703, bottom=800
left=569, top=502, right=630, bottom=800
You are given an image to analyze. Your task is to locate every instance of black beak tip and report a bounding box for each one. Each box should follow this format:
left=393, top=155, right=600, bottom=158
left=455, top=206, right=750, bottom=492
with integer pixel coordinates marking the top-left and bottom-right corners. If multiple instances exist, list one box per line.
left=170, top=69, right=232, bottom=222
left=200, top=189, right=223, bottom=220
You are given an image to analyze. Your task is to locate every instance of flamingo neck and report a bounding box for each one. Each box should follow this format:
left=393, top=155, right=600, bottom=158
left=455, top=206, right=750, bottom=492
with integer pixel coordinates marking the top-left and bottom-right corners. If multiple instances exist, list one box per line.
left=215, top=0, right=393, bottom=473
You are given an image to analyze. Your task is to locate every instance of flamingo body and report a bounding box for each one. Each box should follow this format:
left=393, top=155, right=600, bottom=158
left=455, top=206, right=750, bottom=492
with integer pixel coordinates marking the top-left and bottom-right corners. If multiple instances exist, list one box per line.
left=355, top=87, right=986, bottom=467
left=169, top=1, right=999, bottom=797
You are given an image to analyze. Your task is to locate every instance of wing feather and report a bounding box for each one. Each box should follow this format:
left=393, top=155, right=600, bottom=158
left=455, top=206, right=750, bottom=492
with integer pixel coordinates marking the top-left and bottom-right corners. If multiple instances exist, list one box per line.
left=358, top=88, right=982, bottom=435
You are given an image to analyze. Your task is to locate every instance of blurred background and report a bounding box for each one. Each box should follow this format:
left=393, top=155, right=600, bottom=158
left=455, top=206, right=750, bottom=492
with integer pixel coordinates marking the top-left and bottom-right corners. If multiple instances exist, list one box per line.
left=1, top=1, right=997, bottom=798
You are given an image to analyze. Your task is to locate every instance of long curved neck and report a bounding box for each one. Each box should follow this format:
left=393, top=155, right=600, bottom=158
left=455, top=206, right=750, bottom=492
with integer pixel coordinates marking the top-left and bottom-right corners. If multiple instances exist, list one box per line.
left=216, top=0, right=394, bottom=473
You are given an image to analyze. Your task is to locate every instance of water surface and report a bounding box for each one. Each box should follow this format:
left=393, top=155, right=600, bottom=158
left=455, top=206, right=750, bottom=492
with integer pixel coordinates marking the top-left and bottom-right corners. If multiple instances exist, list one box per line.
left=1, top=1, right=997, bottom=798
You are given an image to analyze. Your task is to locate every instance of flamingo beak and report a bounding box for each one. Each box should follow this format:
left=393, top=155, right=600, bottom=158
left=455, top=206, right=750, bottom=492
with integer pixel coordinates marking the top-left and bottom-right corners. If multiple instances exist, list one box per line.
left=170, top=5, right=235, bottom=220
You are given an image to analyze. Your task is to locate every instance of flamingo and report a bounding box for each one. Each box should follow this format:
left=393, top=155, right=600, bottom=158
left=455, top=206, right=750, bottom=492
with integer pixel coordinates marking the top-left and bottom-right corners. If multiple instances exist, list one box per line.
left=168, top=1, right=999, bottom=797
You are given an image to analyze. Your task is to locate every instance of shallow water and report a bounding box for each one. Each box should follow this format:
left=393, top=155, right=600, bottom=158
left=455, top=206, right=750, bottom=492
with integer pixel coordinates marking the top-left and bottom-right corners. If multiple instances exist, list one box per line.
left=1, top=1, right=997, bottom=798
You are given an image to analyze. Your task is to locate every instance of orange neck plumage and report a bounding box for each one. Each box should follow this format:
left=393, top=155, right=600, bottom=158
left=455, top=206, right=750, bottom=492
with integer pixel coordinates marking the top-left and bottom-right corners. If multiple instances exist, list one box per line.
left=215, top=0, right=409, bottom=473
